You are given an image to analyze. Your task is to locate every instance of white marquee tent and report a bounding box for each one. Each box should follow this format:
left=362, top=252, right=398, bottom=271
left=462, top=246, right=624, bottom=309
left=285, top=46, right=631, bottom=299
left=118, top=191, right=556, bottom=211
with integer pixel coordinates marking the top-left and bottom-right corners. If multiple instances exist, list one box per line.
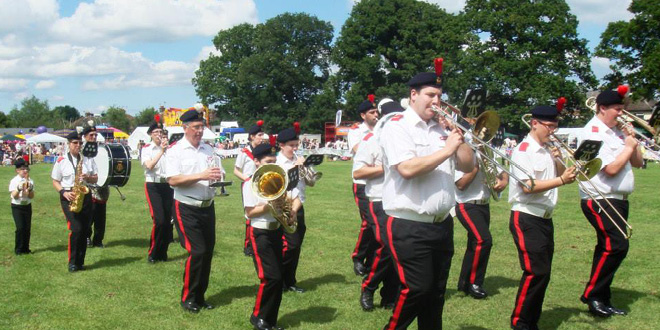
left=26, top=133, right=67, bottom=143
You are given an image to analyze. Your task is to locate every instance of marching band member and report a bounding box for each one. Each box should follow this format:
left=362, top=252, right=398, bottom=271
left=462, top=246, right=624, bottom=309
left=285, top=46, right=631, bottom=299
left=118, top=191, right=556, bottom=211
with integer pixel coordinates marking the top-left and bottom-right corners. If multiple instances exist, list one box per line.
left=235, top=120, right=266, bottom=257
left=352, top=100, right=403, bottom=311
left=276, top=123, right=306, bottom=293
left=508, top=102, right=577, bottom=330
left=83, top=126, right=106, bottom=248
left=9, top=158, right=34, bottom=255
left=142, top=116, right=174, bottom=263
left=349, top=95, right=380, bottom=276
left=244, top=143, right=301, bottom=330
left=166, top=109, right=224, bottom=313
left=52, top=131, right=97, bottom=272
left=455, top=148, right=508, bottom=299
left=379, top=59, right=475, bottom=329
left=578, top=86, right=642, bottom=317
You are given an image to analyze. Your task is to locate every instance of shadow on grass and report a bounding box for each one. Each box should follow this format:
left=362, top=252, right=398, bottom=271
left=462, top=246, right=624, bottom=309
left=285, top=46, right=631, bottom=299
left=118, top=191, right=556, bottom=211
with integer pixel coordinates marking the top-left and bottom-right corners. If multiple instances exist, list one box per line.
left=486, top=275, right=520, bottom=296
left=296, top=273, right=348, bottom=292
left=279, top=306, right=337, bottom=327
left=207, top=285, right=257, bottom=307
left=105, top=238, right=150, bottom=248
left=458, top=326, right=490, bottom=330
left=33, top=245, right=68, bottom=253
left=86, top=256, right=141, bottom=270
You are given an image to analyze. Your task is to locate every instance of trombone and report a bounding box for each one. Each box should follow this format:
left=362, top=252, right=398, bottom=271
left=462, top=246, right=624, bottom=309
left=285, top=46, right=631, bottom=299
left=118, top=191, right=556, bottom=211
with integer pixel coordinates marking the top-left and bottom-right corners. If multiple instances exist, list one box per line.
left=521, top=114, right=632, bottom=239
left=586, top=97, right=660, bottom=159
left=432, top=102, right=536, bottom=191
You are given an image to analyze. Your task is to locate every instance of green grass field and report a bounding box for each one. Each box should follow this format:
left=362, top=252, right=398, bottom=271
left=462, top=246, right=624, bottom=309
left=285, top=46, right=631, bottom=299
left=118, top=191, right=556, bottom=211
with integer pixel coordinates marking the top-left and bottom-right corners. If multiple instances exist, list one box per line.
left=1, top=158, right=658, bottom=329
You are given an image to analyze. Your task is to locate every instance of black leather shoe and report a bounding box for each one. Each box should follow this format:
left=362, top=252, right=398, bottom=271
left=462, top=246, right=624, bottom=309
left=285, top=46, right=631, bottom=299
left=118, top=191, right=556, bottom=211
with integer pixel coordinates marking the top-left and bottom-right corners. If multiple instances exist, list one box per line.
left=465, top=284, right=488, bottom=299
left=360, top=290, right=375, bottom=311
left=68, top=264, right=78, bottom=272
left=200, top=302, right=214, bottom=310
left=181, top=301, right=200, bottom=313
left=380, top=301, right=395, bottom=309
left=93, top=243, right=104, bottom=248
left=581, top=298, right=612, bottom=317
left=606, top=305, right=627, bottom=316
left=250, top=315, right=273, bottom=330
left=244, top=246, right=254, bottom=257
left=284, top=285, right=305, bottom=293
left=353, top=260, right=367, bottom=276
left=148, top=256, right=156, bottom=264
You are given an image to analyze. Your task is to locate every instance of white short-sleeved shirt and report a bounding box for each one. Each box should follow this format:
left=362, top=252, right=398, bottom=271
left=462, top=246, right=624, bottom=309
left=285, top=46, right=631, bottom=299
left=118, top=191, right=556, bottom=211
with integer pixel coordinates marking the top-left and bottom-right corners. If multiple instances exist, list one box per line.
left=141, top=143, right=167, bottom=180
left=165, top=138, right=224, bottom=201
left=276, top=152, right=306, bottom=203
left=454, top=157, right=490, bottom=204
left=379, top=107, right=456, bottom=218
left=352, top=132, right=383, bottom=200
left=577, top=116, right=634, bottom=198
left=508, top=134, right=558, bottom=210
left=51, top=154, right=95, bottom=189
left=9, top=175, right=33, bottom=205
left=243, top=177, right=299, bottom=227
left=235, top=146, right=257, bottom=178
left=348, top=122, right=372, bottom=185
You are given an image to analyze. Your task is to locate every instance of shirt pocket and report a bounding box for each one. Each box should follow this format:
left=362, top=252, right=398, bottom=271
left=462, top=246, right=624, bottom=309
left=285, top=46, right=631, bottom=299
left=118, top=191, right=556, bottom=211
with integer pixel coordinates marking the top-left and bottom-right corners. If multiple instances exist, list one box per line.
left=412, top=135, right=431, bottom=157
left=61, top=165, right=75, bottom=178
left=181, top=159, right=197, bottom=171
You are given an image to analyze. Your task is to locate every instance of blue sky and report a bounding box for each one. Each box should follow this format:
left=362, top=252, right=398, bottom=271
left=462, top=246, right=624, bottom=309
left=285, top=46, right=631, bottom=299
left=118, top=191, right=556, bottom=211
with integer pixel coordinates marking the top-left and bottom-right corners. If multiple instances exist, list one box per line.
left=0, top=0, right=631, bottom=116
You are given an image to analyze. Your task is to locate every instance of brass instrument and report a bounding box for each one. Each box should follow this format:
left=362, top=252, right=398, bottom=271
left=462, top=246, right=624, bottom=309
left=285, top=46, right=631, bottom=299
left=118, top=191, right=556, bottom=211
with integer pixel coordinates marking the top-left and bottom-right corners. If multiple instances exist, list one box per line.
left=69, top=156, right=90, bottom=213
left=432, top=103, right=536, bottom=191
left=521, top=114, right=632, bottom=239
left=300, top=165, right=322, bottom=187
left=252, top=164, right=297, bottom=233
left=21, top=172, right=32, bottom=192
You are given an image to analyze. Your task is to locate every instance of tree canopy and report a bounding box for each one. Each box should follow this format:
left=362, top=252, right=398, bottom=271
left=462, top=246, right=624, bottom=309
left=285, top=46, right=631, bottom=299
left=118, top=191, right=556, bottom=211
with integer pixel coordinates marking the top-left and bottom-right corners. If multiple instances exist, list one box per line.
left=102, top=106, right=133, bottom=133
left=134, top=107, right=159, bottom=126
left=8, top=96, right=52, bottom=128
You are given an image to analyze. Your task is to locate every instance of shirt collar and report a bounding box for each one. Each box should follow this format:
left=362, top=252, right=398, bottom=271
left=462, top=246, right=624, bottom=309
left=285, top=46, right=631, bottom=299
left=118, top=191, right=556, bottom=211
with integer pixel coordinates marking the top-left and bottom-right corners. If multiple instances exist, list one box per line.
left=179, top=136, right=206, bottom=151
left=403, top=107, right=438, bottom=129
left=523, top=134, right=543, bottom=153
left=590, top=116, right=615, bottom=135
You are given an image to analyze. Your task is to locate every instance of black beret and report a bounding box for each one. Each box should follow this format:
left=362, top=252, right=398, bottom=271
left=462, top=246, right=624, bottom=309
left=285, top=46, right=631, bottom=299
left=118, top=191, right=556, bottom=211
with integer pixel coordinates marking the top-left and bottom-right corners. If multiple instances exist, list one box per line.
left=381, top=101, right=405, bottom=116
left=248, top=121, right=264, bottom=135
left=357, top=100, right=377, bottom=114
left=14, top=158, right=28, bottom=168
left=180, top=109, right=204, bottom=123
left=407, top=72, right=442, bottom=89
left=252, top=143, right=278, bottom=160
left=66, top=131, right=82, bottom=141
left=531, top=105, right=559, bottom=122
left=596, top=90, right=624, bottom=106
left=147, top=122, right=164, bottom=134
left=277, top=128, right=298, bottom=143
left=82, top=126, right=97, bottom=136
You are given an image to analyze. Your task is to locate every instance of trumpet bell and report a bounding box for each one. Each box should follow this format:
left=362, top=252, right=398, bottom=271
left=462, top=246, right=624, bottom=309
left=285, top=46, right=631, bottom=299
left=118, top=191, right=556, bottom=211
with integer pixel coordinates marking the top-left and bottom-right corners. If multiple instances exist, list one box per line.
left=577, top=158, right=602, bottom=181
left=474, top=111, right=501, bottom=142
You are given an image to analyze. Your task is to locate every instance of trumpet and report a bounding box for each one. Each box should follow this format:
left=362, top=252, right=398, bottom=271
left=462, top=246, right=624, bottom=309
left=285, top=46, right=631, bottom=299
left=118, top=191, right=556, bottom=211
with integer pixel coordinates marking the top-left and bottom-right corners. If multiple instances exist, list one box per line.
left=432, top=103, right=536, bottom=191
left=521, top=114, right=632, bottom=239
left=586, top=96, right=660, bottom=159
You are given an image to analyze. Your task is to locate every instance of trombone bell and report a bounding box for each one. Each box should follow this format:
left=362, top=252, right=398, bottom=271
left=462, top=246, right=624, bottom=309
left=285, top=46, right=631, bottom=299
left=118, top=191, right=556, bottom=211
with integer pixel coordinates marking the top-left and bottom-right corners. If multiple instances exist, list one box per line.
left=576, top=158, right=602, bottom=181
left=474, top=110, right=501, bottom=142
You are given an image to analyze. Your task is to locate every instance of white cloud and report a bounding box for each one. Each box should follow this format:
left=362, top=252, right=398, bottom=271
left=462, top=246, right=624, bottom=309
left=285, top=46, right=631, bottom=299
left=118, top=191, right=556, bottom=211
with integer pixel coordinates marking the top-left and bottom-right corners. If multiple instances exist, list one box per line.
left=0, top=0, right=59, bottom=35
left=51, top=95, right=64, bottom=101
left=422, top=0, right=466, bottom=13
left=194, top=46, right=222, bottom=63
left=35, top=80, right=56, bottom=89
left=0, top=78, right=29, bottom=91
left=50, top=0, right=258, bottom=45
left=13, top=91, right=30, bottom=101
left=567, top=0, right=633, bottom=24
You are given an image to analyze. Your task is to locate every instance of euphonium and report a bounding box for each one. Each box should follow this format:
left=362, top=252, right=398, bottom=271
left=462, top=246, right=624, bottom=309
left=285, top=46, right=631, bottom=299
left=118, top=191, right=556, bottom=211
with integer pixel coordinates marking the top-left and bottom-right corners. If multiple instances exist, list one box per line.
left=252, top=164, right=297, bottom=233
left=69, top=156, right=90, bottom=213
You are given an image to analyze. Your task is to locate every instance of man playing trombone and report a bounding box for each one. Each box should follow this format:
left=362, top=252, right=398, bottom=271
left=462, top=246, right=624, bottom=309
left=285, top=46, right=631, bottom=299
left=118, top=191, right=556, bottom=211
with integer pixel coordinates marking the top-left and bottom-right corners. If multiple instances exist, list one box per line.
left=508, top=103, right=577, bottom=330
left=578, top=87, right=642, bottom=317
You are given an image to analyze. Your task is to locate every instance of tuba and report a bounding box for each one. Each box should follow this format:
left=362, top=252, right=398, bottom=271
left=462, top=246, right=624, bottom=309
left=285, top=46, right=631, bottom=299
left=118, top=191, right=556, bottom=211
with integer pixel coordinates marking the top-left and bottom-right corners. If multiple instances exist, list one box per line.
left=252, top=164, right=297, bottom=233
left=69, top=156, right=90, bottom=213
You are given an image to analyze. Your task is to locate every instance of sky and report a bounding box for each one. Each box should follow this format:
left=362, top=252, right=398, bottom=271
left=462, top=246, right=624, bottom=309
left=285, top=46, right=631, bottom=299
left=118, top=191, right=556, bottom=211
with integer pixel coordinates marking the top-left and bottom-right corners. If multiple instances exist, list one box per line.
left=0, top=0, right=633, bottom=116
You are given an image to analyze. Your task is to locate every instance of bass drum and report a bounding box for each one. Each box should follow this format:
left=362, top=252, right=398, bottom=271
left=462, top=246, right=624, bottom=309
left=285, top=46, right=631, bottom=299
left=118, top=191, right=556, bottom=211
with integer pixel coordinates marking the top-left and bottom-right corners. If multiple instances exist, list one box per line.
left=95, top=144, right=132, bottom=187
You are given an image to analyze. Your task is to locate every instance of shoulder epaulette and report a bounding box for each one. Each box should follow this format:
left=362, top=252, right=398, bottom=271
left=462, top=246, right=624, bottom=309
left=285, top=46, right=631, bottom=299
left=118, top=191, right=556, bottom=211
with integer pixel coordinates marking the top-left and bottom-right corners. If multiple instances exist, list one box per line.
left=363, top=132, right=374, bottom=141
left=519, top=142, right=529, bottom=152
left=391, top=114, right=404, bottom=122
left=143, top=143, right=151, bottom=148
left=350, top=123, right=359, bottom=129
left=56, top=156, right=64, bottom=163
left=592, top=126, right=599, bottom=133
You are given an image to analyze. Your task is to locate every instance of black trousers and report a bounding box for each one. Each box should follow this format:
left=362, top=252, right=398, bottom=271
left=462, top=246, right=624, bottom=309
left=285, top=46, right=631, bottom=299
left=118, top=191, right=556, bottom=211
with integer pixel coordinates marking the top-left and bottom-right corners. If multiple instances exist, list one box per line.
left=456, top=203, right=492, bottom=289
left=362, top=201, right=399, bottom=303
left=88, top=199, right=106, bottom=245
left=509, top=211, right=554, bottom=330
left=352, top=183, right=376, bottom=266
left=145, top=182, right=174, bottom=261
left=173, top=200, right=216, bottom=305
left=384, top=216, right=454, bottom=330
left=60, top=194, right=92, bottom=268
left=580, top=198, right=629, bottom=303
left=11, top=204, right=32, bottom=254
left=282, top=205, right=306, bottom=287
left=250, top=226, right=284, bottom=326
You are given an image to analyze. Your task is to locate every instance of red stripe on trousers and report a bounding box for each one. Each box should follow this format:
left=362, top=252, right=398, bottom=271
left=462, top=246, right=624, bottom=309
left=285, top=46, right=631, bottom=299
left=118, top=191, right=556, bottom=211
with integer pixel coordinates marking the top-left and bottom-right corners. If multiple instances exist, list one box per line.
left=282, top=233, right=288, bottom=257
left=362, top=202, right=383, bottom=291
left=175, top=201, right=193, bottom=302
left=249, top=226, right=266, bottom=317
left=385, top=217, right=409, bottom=330
left=459, top=203, right=483, bottom=284
left=145, top=183, right=157, bottom=255
left=512, top=211, right=533, bottom=327
left=583, top=199, right=611, bottom=299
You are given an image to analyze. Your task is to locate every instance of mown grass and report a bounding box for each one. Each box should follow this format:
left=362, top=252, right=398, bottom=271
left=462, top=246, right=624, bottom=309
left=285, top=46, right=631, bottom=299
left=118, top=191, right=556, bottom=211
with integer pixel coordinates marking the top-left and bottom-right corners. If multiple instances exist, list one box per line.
left=0, top=158, right=658, bottom=329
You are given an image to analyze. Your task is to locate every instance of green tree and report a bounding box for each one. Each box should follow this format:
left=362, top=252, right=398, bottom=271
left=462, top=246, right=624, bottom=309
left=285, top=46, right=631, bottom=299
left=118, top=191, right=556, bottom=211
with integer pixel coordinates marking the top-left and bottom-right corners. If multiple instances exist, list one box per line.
left=134, top=107, right=158, bottom=126
left=460, top=0, right=598, bottom=132
left=8, top=96, right=52, bottom=127
left=194, top=13, right=334, bottom=133
left=102, top=106, right=133, bottom=132
left=596, top=0, right=660, bottom=100
left=333, top=0, right=469, bottom=120
left=0, top=112, right=10, bottom=128
left=51, top=105, right=81, bottom=129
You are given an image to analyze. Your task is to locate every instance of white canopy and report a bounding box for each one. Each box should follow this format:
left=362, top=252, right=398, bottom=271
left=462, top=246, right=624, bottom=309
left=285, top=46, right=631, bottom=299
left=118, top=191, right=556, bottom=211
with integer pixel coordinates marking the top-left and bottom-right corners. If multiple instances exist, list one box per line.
left=128, top=126, right=150, bottom=152
left=26, top=133, right=67, bottom=143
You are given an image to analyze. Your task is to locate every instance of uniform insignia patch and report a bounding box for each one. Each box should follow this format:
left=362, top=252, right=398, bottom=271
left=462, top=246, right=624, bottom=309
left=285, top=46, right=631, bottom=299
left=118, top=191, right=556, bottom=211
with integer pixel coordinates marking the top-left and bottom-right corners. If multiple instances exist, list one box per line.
left=363, top=132, right=374, bottom=141
left=350, top=123, right=359, bottom=129
left=519, top=142, right=529, bottom=152
left=143, top=143, right=151, bottom=148
left=56, top=156, right=64, bottom=163
left=592, top=126, right=599, bottom=133
left=391, top=114, right=404, bottom=122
